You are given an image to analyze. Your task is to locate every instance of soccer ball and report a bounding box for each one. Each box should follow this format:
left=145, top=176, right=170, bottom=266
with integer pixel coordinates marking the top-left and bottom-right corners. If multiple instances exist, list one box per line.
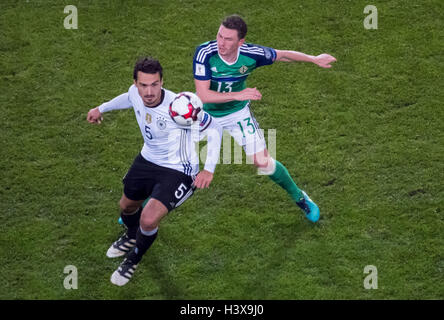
left=169, top=92, right=203, bottom=126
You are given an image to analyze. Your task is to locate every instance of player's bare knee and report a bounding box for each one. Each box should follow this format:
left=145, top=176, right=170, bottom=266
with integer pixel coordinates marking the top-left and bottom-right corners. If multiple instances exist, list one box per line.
left=252, top=149, right=270, bottom=168
left=119, top=198, right=139, bottom=214
left=253, top=157, right=268, bottom=168
left=119, top=199, right=130, bottom=212
left=253, top=154, right=270, bottom=168
left=257, top=157, right=276, bottom=175
left=140, top=214, right=159, bottom=231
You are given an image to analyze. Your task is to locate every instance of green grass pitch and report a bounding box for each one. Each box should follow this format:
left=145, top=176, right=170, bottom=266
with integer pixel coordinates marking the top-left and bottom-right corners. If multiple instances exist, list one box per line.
left=0, top=0, right=443, bottom=299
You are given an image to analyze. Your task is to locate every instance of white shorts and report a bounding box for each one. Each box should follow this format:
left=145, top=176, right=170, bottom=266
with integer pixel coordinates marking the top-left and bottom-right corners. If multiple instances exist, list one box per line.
left=211, top=103, right=266, bottom=156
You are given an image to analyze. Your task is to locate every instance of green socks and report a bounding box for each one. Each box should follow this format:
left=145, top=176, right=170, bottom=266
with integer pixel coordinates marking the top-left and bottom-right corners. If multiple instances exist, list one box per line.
left=268, top=160, right=303, bottom=202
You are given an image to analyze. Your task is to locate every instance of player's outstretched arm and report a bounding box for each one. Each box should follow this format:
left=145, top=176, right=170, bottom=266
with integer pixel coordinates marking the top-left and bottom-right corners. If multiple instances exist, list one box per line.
left=86, top=92, right=133, bottom=124
left=275, top=50, right=337, bottom=68
left=195, top=79, right=262, bottom=104
left=87, top=107, right=104, bottom=124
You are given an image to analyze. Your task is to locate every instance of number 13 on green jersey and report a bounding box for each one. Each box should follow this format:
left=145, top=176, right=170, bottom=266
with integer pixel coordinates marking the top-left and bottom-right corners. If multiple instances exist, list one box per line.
left=193, top=40, right=277, bottom=117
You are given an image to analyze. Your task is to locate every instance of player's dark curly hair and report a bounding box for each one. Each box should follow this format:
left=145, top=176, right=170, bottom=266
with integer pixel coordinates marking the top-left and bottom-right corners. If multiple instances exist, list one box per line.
left=222, top=14, right=247, bottom=39
left=133, top=57, right=163, bottom=81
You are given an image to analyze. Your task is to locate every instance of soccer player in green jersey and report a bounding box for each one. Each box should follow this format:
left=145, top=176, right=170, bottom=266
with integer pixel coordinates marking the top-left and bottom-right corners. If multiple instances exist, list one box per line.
left=193, top=15, right=337, bottom=222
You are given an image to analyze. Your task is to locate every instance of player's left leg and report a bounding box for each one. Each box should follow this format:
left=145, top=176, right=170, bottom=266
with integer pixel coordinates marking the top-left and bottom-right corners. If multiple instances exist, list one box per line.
left=253, top=148, right=301, bottom=200
left=220, top=104, right=319, bottom=222
left=253, top=149, right=319, bottom=222
left=237, top=106, right=319, bottom=223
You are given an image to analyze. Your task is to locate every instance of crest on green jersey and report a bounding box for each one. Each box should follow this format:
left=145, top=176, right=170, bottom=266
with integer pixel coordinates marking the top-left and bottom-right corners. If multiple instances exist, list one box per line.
left=239, top=65, right=248, bottom=74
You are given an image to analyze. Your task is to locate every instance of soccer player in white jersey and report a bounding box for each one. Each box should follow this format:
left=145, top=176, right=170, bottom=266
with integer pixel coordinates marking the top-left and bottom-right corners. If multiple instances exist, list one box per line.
left=87, top=57, right=222, bottom=286
left=193, top=15, right=336, bottom=223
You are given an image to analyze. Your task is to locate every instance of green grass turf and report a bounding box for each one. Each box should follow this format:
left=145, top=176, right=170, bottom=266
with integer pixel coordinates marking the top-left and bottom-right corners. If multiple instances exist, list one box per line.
left=0, top=0, right=443, bottom=299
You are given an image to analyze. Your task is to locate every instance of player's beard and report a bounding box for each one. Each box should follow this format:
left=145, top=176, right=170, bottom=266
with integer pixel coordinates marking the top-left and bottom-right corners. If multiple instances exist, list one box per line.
left=143, top=94, right=159, bottom=107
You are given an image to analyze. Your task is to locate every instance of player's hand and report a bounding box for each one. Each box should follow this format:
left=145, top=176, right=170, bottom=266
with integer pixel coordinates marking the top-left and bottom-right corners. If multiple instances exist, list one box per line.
left=313, top=54, right=337, bottom=68
left=87, top=107, right=104, bottom=124
left=236, top=87, right=262, bottom=101
left=193, top=170, right=214, bottom=189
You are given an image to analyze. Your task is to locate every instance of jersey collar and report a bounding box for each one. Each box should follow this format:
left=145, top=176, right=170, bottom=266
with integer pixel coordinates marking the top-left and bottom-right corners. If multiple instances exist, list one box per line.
left=218, top=46, right=241, bottom=65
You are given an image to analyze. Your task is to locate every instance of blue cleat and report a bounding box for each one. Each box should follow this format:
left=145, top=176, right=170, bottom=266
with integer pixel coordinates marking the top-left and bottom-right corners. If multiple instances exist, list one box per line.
left=296, top=191, right=320, bottom=222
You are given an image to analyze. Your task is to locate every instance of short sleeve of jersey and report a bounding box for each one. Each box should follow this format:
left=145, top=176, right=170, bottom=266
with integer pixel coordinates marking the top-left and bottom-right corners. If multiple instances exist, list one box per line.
left=242, top=43, right=277, bottom=68
left=193, top=41, right=218, bottom=81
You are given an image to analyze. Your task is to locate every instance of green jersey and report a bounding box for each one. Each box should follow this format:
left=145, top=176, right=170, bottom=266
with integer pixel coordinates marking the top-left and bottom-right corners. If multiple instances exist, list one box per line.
left=193, top=40, right=277, bottom=117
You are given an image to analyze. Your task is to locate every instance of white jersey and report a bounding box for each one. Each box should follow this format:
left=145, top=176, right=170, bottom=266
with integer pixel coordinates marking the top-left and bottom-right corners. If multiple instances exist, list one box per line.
left=98, top=85, right=221, bottom=175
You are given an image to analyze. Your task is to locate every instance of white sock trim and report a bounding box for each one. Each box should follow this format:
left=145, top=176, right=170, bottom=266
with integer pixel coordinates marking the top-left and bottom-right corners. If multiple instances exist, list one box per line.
left=257, top=158, right=276, bottom=175
left=140, top=227, right=158, bottom=236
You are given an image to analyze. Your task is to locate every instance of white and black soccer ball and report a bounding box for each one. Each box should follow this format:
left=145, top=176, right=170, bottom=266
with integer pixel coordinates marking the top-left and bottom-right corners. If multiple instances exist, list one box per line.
left=169, top=92, right=203, bottom=126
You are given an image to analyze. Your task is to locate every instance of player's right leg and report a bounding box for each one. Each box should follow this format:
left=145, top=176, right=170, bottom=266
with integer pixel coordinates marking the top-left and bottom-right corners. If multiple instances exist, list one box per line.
left=110, top=164, right=196, bottom=286
left=107, top=154, right=153, bottom=258
left=111, top=198, right=168, bottom=286
left=118, top=197, right=149, bottom=225
left=106, top=194, right=145, bottom=258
